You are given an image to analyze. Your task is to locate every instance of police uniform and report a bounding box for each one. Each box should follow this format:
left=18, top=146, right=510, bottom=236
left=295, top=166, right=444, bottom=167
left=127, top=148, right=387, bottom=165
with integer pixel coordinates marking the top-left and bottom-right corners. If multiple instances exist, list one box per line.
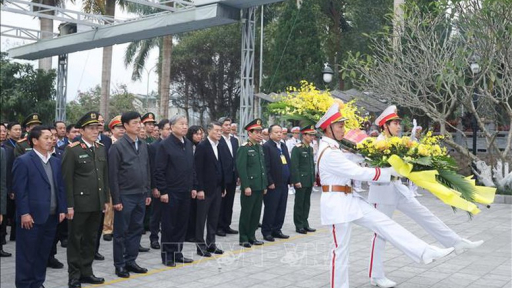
left=367, top=106, right=483, bottom=288
left=317, top=104, right=454, bottom=288
left=62, top=112, right=109, bottom=287
left=14, top=113, right=42, bottom=157
left=237, top=119, right=267, bottom=247
left=290, top=125, right=316, bottom=233
left=285, top=126, right=301, bottom=155
left=141, top=112, right=156, bottom=144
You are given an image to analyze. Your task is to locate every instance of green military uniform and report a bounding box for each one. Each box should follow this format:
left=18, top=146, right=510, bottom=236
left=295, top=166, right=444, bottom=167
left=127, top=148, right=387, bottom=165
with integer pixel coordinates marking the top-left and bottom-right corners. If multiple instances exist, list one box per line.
left=290, top=125, right=316, bottom=232
left=14, top=113, right=42, bottom=157
left=237, top=119, right=267, bottom=246
left=141, top=112, right=156, bottom=144
left=62, top=112, right=109, bottom=284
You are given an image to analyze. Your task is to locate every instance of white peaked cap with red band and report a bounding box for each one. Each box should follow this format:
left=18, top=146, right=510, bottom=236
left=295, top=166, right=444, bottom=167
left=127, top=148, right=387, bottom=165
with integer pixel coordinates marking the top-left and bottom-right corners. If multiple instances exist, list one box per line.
left=315, top=103, right=348, bottom=130
left=291, top=126, right=300, bottom=133
left=375, top=105, right=401, bottom=127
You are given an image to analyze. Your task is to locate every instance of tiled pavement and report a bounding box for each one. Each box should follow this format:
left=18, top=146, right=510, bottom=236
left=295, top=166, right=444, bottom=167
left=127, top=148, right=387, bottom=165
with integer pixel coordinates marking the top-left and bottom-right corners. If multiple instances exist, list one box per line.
left=1, top=188, right=511, bottom=288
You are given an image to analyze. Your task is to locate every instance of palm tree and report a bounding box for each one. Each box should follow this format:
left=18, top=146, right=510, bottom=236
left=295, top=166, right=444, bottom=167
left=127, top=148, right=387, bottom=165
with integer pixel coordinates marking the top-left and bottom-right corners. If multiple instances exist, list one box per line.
left=33, top=0, right=65, bottom=71
left=123, top=3, right=173, bottom=118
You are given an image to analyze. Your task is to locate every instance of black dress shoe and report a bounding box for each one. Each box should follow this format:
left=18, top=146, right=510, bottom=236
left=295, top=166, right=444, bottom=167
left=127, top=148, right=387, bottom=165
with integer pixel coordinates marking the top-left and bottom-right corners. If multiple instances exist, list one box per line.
left=79, top=275, right=105, bottom=284
left=126, top=262, right=148, bottom=273
left=216, top=230, right=226, bottom=237
left=0, top=249, right=12, bottom=257
left=296, top=228, right=307, bottom=234
left=138, top=245, right=150, bottom=252
left=305, top=227, right=316, bottom=232
left=150, top=241, right=160, bottom=249
left=207, top=247, right=224, bottom=255
left=250, top=239, right=264, bottom=245
left=115, top=267, right=130, bottom=278
left=175, top=257, right=193, bottom=263
left=103, top=234, right=113, bottom=241
left=263, top=235, right=275, bottom=242
left=60, top=239, right=68, bottom=248
left=197, top=249, right=212, bottom=257
left=68, top=278, right=81, bottom=288
left=273, top=231, right=290, bottom=239
left=94, top=252, right=105, bottom=261
left=240, top=242, right=252, bottom=248
left=47, top=257, right=64, bottom=269
left=225, top=227, right=238, bottom=234
left=163, top=261, right=176, bottom=267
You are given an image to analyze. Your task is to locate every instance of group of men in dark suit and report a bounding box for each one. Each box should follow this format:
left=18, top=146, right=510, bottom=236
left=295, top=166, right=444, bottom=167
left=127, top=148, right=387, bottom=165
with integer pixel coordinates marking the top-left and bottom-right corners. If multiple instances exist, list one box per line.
left=1, top=111, right=318, bottom=288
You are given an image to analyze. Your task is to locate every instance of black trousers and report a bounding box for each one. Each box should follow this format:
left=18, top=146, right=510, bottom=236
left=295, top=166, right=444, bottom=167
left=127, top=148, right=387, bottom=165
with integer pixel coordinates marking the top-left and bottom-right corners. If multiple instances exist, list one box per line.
left=185, top=198, right=197, bottom=241
left=195, top=187, right=222, bottom=249
left=16, top=214, right=58, bottom=288
left=67, top=211, right=102, bottom=280
left=161, top=191, right=190, bottom=263
left=217, top=182, right=236, bottom=232
left=113, top=194, right=145, bottom=269
left=49, top=218, right=68, bottom=258
left=149, top=195, right=162, bottom=243
left=261, top=183, right=289, bottom=237
left=95, top=212, right=105, bottom=253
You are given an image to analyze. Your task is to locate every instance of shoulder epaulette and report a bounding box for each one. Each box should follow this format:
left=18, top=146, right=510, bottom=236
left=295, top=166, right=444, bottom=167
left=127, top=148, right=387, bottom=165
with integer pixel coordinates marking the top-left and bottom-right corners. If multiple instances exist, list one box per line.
left=17, top=138, right=27, bottom=143
left=295, top=143, right=303, bottom=147
left=96, top=142, right=104, bottom=146
left=242, top=142, right=252, bottom=146
left=68, top=142, right=80, bottom=148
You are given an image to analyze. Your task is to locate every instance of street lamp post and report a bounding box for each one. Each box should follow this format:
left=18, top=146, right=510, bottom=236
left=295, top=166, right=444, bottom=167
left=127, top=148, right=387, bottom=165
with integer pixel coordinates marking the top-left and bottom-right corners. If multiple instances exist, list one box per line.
left=136, top=63, right=158, bottom=110
left=469, top=55, right=481, bottom=155
left=322, top=63, right=334, bottom=84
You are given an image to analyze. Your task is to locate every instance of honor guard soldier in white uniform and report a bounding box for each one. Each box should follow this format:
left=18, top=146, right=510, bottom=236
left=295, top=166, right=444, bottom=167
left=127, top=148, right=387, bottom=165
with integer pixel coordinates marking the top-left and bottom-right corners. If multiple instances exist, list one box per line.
left=367, top=106, right=484, bottom=288
left=316, top=104, right=454, bottom=288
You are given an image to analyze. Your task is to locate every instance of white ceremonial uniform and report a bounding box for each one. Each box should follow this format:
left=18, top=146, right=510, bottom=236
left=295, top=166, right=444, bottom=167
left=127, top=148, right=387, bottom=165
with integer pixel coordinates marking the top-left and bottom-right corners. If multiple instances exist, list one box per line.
left=286, top=137, right=301, bottom=156
left=319, top=136, right=430, bottom=288
left=367, top=133, right=461, bottom=280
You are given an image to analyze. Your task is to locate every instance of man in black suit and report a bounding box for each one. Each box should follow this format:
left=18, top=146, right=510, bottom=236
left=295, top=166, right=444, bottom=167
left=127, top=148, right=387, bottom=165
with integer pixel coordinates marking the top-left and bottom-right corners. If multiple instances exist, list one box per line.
left=155, top=115, right=197, bottom=267
left=148, top=119, right=171, bottom=249
left=194, top=122, right=225, bottom=257
left=57, top=124, right=80, bottom=152
left=216, top=117, right=239, bottom=237
left=262, top=124, right=291, bottom=242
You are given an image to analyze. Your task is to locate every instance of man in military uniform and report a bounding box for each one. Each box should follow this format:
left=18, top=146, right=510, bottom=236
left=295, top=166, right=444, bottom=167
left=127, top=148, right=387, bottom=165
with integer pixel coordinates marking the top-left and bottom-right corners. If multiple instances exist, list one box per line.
left=141, top=112, right=157, bottom=144
left=290, top=125, right=316, bottom=234
left=15, top=113, right=42, bottom=157
left=236, top=118, right=267, bottom=248
left=62, top=112, right=109, bottom=288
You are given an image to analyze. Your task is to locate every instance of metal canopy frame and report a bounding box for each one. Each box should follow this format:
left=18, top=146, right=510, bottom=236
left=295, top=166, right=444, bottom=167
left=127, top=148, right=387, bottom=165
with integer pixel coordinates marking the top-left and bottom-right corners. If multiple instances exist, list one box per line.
left=1, top=0, right=284, bottom=123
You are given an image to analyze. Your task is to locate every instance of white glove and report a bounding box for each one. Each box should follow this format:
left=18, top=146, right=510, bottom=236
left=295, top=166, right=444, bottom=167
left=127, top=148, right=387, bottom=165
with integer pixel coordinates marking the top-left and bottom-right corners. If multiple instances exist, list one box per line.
left=386, top=167, right=400, bottom=178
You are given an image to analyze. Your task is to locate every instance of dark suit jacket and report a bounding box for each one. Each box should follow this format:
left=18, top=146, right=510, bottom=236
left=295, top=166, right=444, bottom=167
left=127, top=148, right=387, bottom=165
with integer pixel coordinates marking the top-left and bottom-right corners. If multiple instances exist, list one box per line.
left=194, top=139, right=224, bottom=195
left=155, top=134, right=197, bottom=195
left=12, top=150, right=67, bottom=224
left=148, top=138, right=162, bottom=190
left=218, top=135, right=238, bottom=185
left=2, top=144, right=14, bottom=196
left=98, top=134, right=112, bottom=155
left=263, top=140, right=292, bottom=187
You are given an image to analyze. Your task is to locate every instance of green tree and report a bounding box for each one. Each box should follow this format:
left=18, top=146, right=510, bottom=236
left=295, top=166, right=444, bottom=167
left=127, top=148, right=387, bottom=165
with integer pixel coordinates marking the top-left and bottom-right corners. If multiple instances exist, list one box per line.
left=0, top=53, right=56, bottom=124
left=170, top=25, right=241, bottom=123
left=263, top=0, right=325, bottom=93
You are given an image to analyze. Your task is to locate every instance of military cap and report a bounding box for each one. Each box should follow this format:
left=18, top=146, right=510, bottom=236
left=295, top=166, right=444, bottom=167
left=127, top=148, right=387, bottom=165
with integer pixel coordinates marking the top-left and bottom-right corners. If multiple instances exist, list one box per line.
left=244, top=118, right=263, bottom=131
left=316, top=103, right=347, bottom=130
left=22, top=113, right=42, bottom=128
left=375, top=105, right=401, bottom=127
left=301, top=125, right=316, bottom=135
left=141, top=112, right=156, bottom=124
left=76, top=111, right=100, bottom=128
left=108, top=115, right=122, bottom=130
left=291, top=126, right=301, bottom=133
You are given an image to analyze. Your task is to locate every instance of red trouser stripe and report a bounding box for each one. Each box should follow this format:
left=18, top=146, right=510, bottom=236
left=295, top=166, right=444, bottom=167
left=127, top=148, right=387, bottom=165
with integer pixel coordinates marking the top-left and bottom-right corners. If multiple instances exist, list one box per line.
left=369, top=203, right=377, bottom=278
left=332, top=225, right=338, bottom=288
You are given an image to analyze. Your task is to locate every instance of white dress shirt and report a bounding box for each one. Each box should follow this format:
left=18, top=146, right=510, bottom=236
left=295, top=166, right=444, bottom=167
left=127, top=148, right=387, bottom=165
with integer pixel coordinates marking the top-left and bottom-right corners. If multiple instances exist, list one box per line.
left=208, top=137, right=219, bottom=160
left=222, top=134, right=233, bottom=157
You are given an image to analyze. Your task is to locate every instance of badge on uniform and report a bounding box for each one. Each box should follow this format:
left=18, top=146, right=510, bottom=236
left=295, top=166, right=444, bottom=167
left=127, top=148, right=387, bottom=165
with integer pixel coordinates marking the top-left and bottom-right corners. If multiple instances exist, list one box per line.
left=79, top=154, right=89, bottom=159
left=281, top=154, right=287, bottom=164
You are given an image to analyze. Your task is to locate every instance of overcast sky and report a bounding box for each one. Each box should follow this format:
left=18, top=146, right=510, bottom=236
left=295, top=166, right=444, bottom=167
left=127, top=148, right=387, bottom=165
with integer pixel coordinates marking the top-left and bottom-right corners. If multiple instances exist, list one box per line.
left=0, top=2, right=159, bottom=102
